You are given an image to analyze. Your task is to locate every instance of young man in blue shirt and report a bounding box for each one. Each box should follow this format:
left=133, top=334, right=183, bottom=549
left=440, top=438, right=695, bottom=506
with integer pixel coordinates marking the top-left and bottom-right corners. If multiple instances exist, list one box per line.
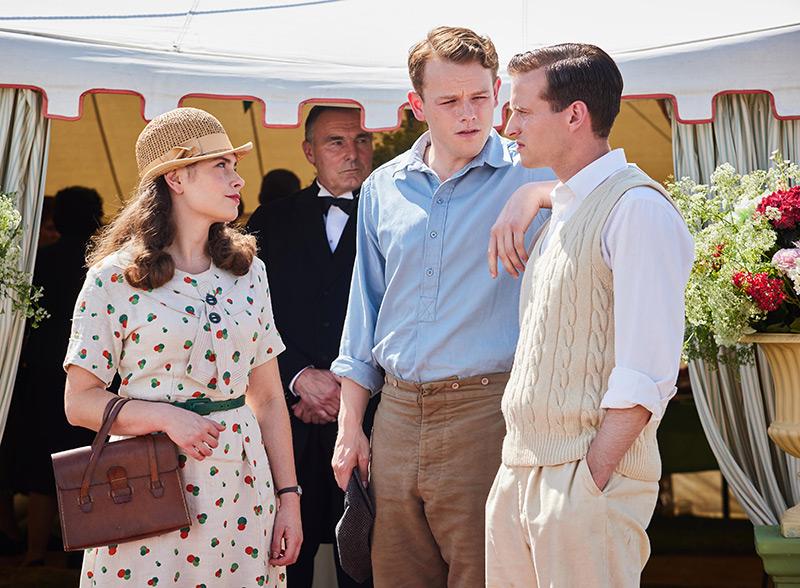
left=331, top=27, right=552, bottom=587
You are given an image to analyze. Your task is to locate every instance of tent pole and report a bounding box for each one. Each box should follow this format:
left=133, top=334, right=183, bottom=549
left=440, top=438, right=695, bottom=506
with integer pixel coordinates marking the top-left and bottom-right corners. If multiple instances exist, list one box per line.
left=249, top=106, right=265, bottom=178
left=91, top=94, right=124, bottom=203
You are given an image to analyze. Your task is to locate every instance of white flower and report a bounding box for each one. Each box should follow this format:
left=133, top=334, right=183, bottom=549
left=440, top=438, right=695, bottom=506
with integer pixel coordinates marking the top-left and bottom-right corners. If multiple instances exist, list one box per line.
left=764, top=206, right=783, bottom=221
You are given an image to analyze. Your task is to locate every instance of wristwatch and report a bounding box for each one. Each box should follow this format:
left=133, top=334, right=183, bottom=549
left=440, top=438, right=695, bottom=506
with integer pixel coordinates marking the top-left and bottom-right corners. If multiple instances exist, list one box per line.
left=276, top=485, right=303, bottom=497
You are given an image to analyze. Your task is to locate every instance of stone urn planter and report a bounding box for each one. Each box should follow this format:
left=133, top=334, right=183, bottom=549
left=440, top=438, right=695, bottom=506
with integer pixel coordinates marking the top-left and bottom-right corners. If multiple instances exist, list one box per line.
left=743, top=334, right=800, bottom=586
left=742, top=333, right=800, bottom=537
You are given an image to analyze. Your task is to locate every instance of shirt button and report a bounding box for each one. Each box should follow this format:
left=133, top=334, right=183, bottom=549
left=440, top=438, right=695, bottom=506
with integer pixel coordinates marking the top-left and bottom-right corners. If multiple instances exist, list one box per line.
left=481, top=377, right=489, bottom=386
left=209, top=312, right=221, bottom=324
left=205, top=294, right=217, bottom=305
left=430, top=231, right=437, bottom=239
left=425, top=268, right=434, bottom=277
left=451, top=382, right=460, bottom=389
left=322, top=321, right=330, bottom=328
left=437, top=197, right=444, bottom=204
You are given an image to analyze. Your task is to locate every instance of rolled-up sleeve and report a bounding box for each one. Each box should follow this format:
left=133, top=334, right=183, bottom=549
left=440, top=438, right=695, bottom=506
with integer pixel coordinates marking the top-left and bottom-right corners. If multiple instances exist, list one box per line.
left=331, top=178, right=387, bottom=394
left=599, top=188, right=694, bottom=421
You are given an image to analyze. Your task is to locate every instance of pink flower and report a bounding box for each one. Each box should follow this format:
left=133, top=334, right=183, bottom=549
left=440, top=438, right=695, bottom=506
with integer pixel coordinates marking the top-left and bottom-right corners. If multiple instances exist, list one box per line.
left=772, top=248, right=800, bottom=273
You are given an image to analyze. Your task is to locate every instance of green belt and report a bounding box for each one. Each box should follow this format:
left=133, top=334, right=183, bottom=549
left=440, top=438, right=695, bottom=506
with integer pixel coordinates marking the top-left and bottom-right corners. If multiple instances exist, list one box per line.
left=171, top=395, right=246, bottom=416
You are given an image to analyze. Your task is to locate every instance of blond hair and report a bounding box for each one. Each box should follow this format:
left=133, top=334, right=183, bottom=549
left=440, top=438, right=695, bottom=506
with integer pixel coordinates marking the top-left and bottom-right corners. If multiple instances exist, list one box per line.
left=408, top=26, right=499, bottom=96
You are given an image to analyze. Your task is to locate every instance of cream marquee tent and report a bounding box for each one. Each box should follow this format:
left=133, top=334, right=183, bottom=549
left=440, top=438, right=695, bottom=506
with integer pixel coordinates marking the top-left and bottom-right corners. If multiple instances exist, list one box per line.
left=0, top=1, right=799, bottom=127
left=1, top=1, right=800, bottom=538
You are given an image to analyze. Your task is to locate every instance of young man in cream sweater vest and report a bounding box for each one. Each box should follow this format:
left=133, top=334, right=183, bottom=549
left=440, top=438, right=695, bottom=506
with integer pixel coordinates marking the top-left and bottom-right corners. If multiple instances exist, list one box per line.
left=484, top=44, right=694, bottom=587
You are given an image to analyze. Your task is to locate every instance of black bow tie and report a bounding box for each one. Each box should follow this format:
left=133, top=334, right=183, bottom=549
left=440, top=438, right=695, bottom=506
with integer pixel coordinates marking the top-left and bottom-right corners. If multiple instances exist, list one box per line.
left=319, top=196, right=356, bottom=216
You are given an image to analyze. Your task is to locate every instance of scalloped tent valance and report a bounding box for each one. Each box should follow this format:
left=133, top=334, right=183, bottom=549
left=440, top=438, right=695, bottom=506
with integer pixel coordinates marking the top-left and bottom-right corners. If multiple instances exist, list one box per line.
left=1, top=0, right=799, bottom=130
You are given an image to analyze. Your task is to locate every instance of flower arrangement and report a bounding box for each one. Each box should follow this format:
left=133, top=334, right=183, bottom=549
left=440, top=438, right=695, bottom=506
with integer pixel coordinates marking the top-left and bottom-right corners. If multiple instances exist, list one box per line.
left=669, top=153, right=800, bottom=365
left=0, top=192, right=47, bottom=327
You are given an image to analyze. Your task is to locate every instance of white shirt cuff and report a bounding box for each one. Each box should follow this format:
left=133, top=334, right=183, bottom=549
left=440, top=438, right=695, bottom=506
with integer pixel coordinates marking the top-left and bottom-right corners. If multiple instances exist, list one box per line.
left=289, top=365, right=315, bottom=396
left=600, top=366, right=677, bottom=422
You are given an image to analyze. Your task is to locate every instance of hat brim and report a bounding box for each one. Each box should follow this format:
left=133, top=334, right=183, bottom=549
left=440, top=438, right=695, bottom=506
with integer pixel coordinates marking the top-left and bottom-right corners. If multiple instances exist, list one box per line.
left=139, top=142, right=253, bottom=187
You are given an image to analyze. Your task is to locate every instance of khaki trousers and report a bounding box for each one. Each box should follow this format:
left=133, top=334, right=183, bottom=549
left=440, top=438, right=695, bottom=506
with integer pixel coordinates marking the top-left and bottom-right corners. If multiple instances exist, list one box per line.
left=370, top=373, right=508, bottom=588
left=485, top=460, right=659, bottom=588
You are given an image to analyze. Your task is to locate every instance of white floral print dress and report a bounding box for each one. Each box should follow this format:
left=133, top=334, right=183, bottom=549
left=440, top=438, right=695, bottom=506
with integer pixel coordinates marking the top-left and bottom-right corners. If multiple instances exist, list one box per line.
left=63, top=250, right=286, bottom=588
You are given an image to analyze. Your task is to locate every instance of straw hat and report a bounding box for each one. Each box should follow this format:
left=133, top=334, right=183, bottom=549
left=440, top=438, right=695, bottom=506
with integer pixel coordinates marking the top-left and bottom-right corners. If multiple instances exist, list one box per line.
left=135, top=107, right=252, bottom=186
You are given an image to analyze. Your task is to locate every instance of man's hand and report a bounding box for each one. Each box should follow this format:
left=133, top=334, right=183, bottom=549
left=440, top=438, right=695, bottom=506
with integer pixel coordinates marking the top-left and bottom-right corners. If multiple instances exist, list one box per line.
left=292, top=368, right=341, bottom=423
left=585, top=406, right=652, bottom=491
left=332, top=377, right=372, bottom=490
left=332, top=421, right=370, bottom=491
left=488, top=181, right=555, bottom=279
left=293, top=398, right=336, bottom=424
left=585, top=448, right=615, bottom=492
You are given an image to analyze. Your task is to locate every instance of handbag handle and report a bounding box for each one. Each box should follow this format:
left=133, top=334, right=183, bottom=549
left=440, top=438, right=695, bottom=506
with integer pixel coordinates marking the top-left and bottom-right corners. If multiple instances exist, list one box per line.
left=78, top=396, right=131, bottom=512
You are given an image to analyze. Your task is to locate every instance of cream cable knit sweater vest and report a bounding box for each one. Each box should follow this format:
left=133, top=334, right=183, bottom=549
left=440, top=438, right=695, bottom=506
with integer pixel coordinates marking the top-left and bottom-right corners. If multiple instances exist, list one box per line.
left=501, top=166, right=679, bottom=482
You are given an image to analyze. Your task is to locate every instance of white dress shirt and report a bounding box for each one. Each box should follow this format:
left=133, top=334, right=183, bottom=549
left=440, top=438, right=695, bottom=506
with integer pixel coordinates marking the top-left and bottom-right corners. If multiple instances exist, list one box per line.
left=539, top=149, right=694, bottom=421
left=318, top=181, right=354, bottom=253
left=289, top=181, right=356, bottom=395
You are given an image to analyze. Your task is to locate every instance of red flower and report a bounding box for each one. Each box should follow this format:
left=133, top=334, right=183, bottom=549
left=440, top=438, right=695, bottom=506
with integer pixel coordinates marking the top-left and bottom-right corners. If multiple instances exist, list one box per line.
left=732, top=271, right=786, bottom=312
left=757, top=186, right=800, bottom=230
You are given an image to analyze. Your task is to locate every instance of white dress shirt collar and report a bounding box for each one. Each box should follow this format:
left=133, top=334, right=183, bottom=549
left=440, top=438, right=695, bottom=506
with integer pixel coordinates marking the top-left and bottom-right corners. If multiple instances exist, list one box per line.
left=550, top=149, right=629, bottom=213
left=317, top=180, right=354, bottom=200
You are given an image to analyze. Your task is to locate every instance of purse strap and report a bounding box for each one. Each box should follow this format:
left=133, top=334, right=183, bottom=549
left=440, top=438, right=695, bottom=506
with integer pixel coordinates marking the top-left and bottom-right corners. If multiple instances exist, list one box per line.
left=79, top=396, right=131, bottom=511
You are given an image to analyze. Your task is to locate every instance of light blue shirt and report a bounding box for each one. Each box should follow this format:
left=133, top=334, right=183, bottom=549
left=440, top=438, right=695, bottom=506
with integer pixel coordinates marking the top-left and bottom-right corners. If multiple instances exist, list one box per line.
left=331, top=129, right=553, bottom=393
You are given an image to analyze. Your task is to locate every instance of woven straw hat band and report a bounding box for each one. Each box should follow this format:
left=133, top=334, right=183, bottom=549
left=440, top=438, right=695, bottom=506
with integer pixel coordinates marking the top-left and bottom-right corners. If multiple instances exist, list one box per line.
left=139, top=133, right=234, bottom=179
left=135, top=107, right=252, bottom=185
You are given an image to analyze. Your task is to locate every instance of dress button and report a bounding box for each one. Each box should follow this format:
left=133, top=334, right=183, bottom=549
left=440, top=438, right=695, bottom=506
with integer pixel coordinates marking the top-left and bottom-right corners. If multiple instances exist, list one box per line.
left=205, top=294, right=217, bottom=305
left=481, top=377, right=489, bottom=386
left=451, top=382, right=460, bottom=389
left=209, top=312, right=221, bottom=324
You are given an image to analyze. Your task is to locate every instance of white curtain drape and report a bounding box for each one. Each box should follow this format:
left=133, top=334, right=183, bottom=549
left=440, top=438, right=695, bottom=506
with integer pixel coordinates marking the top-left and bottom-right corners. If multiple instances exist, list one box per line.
left=0, top=88, right=50, bottom=438
left=668, top=93, right=800, bottom=525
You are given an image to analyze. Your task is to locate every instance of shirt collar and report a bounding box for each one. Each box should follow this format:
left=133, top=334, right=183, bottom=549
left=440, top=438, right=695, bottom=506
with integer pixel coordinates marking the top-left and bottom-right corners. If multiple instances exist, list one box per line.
left=547, top=149, right=628, bottom=215
left=316, top=180, right=354, bottom=200
left=397, top=128, right=512, bottom=177
left=565, top=148, right=628, bottom=201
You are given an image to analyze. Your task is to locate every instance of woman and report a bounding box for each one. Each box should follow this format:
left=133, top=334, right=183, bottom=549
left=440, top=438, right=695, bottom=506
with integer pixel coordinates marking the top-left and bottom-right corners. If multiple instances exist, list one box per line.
left=63, top=107, right=301, bottom=587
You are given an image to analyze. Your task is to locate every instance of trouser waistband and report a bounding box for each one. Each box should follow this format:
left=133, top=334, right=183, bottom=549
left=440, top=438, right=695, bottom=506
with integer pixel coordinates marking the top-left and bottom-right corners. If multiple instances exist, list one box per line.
left=384, top=372, right=510, bottom=393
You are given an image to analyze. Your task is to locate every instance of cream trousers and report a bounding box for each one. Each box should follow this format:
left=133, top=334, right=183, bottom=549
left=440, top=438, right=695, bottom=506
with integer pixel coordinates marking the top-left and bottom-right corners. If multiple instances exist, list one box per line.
left=485, top=459, right=658, bottom=588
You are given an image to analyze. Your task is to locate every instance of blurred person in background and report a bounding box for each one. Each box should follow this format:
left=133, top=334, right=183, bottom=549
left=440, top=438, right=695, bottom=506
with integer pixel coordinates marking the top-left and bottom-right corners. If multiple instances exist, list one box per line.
left=0, top=186, right=103, bottom=566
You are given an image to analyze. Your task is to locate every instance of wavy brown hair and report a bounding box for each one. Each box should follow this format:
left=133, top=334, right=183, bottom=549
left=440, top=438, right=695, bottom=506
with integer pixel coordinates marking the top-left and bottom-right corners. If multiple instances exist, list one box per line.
left=87, top=175, right=256, bottom=290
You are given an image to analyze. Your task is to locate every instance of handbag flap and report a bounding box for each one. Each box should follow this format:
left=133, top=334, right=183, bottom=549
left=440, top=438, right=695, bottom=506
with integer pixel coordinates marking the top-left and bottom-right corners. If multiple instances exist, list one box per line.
left=52, top=433, right=179, bottom=492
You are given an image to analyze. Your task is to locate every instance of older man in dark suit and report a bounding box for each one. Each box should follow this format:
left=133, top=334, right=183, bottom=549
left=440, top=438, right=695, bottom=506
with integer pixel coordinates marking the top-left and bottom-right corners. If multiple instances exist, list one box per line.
left=247, top=105, right=376, bottom=588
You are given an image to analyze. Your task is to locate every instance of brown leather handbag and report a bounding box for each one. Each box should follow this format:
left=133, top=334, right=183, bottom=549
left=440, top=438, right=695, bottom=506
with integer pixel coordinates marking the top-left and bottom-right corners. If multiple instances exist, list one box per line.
left=52, top=396, right=191, bottom=551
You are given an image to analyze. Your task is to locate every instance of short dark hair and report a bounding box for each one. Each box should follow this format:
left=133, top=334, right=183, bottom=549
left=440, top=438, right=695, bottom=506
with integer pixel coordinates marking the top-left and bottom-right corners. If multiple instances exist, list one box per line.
left=304, top=105, right=361, bottom=142
left=53, top=185, right=103, bottom=239
left=258, top=168, right=301, bottom=205
left=507, top=43, right=623, bottom=138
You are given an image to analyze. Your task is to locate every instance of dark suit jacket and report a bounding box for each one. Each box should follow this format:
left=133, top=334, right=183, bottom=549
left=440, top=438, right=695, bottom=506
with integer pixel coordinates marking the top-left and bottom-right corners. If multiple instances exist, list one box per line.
left=247, top=183, right=372, bottom=465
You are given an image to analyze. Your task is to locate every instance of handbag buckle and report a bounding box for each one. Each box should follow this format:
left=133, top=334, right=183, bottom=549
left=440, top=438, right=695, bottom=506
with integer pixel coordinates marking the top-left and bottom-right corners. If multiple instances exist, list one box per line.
left=107, top=466, right=133, bottom=504
left=78, top=494, right=93, bottom=513
left=150, top=480, right=165, bottom=498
